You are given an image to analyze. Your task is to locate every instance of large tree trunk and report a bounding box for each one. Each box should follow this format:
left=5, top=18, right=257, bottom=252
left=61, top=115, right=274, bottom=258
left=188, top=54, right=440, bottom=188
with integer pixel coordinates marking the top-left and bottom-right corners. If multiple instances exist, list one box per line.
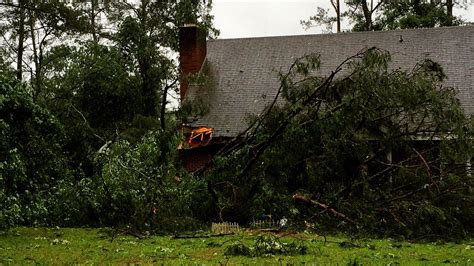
left=331, top=0, right=341, bottom=33
left=336, top=0, right=341, bottom=33
left=28, top=9, right=43, bottom=97
left=90, top=0, right=98, bottom=43
left=16, top=0, right=25, bottom=81
left=361, top=0, right=373, bottom=31
left=138, top=59, right=156, bottom=116
left=446, top=0, right=454, bottom=26
left=160, top=83, right=168, bottom=130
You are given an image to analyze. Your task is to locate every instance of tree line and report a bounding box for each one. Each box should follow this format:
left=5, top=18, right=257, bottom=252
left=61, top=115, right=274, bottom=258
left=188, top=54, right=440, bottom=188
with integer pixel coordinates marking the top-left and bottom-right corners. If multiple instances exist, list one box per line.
left=0, top=0, right=217, bottom=230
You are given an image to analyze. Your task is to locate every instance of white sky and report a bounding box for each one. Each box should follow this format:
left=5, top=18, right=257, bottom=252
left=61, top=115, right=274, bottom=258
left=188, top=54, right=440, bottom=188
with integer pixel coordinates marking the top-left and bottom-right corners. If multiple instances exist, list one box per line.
left=211, top=0, right=474, bottom=38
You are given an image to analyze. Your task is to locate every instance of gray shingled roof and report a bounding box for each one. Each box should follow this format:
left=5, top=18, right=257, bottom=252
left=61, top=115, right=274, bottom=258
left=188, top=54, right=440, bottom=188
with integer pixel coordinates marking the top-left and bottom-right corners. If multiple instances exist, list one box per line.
left=186, top=26, right=474, bottom=137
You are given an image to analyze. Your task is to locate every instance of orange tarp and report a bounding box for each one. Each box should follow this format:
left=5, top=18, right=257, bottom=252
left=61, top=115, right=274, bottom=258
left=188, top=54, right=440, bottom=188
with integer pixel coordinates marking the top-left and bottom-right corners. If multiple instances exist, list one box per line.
left=188, top=127, right=213, bottom=148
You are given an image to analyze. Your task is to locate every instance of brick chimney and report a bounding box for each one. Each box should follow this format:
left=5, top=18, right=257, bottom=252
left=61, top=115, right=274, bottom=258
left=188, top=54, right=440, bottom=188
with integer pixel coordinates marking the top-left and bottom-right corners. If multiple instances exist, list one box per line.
left=179, top=24, right=207, bottom=101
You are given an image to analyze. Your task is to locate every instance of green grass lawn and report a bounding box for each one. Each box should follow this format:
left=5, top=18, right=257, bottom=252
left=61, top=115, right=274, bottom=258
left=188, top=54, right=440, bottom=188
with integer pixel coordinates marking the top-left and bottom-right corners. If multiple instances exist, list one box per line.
left=0, top=227, right=472, bottom=265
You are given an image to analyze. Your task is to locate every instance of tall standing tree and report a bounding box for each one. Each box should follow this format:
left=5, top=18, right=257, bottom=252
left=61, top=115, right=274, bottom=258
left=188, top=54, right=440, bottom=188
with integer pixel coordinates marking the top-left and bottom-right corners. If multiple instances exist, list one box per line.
left=16, top=0, right=26, bottom=81
left=0, top=0, right=28, bottom=81
left=0, top=1, right=91, bottom=95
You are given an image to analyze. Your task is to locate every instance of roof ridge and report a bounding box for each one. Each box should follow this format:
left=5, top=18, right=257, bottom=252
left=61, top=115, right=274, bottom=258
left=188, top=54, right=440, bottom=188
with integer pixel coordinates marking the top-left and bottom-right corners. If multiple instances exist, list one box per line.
left=208, top=25, right=474, bottom=42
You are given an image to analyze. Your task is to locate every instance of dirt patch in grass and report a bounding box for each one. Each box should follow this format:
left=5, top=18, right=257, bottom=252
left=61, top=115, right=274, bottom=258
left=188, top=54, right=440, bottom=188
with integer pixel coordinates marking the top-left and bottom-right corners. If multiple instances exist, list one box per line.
left=190, top=247, right=220, bottom=260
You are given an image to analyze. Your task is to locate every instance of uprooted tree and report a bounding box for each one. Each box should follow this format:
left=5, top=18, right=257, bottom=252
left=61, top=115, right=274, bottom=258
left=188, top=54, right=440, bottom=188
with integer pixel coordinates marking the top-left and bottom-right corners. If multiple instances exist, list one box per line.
left=205, top=48, right=473, bottom=239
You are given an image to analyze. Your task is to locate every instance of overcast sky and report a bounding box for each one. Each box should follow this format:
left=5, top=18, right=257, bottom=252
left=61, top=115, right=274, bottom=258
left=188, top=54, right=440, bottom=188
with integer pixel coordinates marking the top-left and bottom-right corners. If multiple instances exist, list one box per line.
left=211, top=0, right=474, bottom=38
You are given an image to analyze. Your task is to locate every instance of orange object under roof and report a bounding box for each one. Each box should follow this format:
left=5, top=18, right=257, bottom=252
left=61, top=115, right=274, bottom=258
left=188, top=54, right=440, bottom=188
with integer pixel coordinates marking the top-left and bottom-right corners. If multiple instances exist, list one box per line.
left=188, top=127, right=213, bottom=148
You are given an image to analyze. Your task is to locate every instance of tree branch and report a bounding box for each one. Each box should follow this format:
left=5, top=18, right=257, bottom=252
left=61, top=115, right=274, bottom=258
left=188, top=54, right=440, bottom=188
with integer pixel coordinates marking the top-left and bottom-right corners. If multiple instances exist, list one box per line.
left=293, top=193, right=357, bottom=225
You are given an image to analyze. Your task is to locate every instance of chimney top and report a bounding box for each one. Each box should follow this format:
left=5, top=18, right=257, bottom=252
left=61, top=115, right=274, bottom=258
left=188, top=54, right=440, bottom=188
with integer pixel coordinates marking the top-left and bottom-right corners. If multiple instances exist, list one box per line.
left=179, top=25, right=207, bottom=101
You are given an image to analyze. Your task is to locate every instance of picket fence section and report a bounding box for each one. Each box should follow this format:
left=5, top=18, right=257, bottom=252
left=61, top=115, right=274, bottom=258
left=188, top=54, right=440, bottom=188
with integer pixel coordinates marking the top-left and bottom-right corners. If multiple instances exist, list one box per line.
left=211, top=222, right=240, bottom=234
left=250, top=219, right=278, bottom=229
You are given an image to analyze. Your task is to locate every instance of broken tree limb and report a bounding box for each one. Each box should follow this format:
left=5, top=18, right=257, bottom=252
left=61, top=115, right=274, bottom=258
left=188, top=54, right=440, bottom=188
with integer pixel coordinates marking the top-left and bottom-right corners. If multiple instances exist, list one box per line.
left=238, top=71, right=338, bottom=179
left=292, top=193, right=357, bottom=225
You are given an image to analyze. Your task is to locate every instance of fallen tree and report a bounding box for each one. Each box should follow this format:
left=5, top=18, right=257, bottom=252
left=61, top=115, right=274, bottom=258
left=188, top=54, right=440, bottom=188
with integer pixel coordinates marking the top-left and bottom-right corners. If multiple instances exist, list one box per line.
left=205, top=48, right=473, bottom=239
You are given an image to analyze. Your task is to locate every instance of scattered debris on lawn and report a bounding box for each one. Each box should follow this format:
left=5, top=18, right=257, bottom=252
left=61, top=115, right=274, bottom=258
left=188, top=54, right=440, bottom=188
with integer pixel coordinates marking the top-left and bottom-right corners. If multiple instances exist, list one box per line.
left=224, top=234, right=308, bottom=257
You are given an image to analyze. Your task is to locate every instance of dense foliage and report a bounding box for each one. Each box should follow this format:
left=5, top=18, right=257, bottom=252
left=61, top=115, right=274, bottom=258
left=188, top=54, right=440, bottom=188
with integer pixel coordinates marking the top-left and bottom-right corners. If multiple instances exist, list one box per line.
left=0, top=0, right=217, bottom=231
left=0, top=69, right=204, bottom=229
left=48, top=131, right=205, bottom=231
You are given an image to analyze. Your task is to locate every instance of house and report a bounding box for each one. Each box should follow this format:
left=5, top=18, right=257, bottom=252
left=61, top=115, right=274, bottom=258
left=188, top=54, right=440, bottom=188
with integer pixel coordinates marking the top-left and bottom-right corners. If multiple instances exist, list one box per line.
left=178, top=25, right=474, bottom=172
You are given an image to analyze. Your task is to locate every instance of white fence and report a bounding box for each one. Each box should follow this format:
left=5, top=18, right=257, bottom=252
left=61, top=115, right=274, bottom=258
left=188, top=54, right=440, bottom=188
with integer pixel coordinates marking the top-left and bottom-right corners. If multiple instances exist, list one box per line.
left=250, top=219, right=278, bottom=229
left=211, top=222, right=240, bottom=234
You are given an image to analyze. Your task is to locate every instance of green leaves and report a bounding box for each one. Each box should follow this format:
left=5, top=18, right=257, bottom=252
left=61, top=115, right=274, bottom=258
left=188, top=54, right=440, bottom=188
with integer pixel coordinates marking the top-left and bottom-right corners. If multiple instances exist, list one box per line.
left=381, top=0, right=463, bottom=30
left=89, top=130, right=202, bottom=230
left=0, top=71, right=69, bottom=228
